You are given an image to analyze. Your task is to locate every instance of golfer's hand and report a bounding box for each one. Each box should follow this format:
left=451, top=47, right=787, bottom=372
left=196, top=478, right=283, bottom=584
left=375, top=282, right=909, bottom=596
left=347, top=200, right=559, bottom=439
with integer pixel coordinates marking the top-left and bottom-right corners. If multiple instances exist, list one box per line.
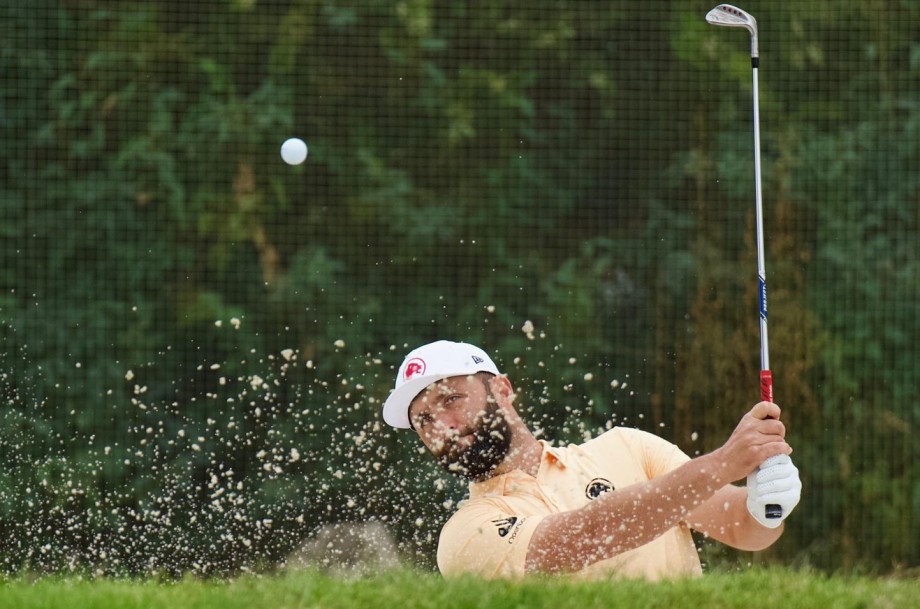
left=718, top=402, right=791, bottom=482
left=747, top=454, right=802, bottom=528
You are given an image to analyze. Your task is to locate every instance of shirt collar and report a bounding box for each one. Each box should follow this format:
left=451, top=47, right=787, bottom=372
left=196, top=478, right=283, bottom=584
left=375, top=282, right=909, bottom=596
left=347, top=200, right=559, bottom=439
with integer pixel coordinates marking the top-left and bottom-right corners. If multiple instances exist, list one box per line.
left=469, top=440, right=568, bottom=497
left=538, top=439, right=568, bottom=469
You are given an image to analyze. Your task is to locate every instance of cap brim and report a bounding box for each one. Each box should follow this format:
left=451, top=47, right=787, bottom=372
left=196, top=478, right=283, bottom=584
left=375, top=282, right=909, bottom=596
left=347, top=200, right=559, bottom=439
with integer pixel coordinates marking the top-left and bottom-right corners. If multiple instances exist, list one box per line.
left=382, top=374, right=456, bottom=429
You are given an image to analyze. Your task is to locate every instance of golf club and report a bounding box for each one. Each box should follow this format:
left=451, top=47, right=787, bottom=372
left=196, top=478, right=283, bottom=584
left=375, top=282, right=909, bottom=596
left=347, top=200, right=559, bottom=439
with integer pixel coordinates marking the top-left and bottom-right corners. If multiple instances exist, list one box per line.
left=706, top=4, right=782, bottom=521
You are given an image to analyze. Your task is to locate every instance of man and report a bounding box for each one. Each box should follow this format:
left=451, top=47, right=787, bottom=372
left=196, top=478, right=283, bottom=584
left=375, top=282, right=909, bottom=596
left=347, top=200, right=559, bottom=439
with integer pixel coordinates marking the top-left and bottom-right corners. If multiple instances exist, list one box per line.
left=383, top=340, right=802, bottom=580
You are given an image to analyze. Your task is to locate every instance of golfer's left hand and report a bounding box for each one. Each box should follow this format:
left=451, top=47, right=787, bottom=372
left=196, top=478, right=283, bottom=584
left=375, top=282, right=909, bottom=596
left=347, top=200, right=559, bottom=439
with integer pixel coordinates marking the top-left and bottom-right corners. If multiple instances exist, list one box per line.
left=746, top=454, right=802, bottom=529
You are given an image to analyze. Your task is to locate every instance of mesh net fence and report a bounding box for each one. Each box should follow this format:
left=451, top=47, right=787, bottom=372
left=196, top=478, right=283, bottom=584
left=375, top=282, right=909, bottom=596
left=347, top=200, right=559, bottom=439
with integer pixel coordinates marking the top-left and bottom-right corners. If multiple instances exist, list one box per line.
left=1, top=0, right=918, bottom=576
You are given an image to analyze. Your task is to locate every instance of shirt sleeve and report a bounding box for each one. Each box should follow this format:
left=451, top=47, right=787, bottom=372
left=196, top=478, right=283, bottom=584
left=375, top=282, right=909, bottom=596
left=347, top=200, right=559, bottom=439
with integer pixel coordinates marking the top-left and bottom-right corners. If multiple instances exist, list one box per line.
left=621, top=427, right=691, bottom=479
left=436, top=500, right=545, bottom=579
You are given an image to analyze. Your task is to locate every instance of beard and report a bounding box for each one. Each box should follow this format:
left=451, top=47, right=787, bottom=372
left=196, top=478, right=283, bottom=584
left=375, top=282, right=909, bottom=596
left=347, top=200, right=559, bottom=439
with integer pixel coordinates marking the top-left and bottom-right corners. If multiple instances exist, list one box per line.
left=431, top=401, right=513, bottom=482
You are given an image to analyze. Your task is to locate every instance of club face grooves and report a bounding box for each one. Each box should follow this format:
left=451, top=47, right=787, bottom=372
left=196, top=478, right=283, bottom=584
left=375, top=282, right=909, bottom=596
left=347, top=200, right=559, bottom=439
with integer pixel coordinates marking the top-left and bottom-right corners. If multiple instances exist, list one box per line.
left=706, top=4, right=755, bottom=29
left=705, top=4, right=758, bottom=58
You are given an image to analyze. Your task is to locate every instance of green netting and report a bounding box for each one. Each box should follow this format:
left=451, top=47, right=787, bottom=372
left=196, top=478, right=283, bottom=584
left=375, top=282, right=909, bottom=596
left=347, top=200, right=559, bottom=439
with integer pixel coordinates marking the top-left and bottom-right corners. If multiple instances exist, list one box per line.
left=1, top=1, right=918, bottom=577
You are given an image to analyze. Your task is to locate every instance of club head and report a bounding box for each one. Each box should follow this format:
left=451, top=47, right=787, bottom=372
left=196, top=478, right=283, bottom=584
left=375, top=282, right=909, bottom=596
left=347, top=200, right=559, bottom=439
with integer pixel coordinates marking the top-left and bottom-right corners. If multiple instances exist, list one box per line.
left=706, top=4, right=758, bottom=59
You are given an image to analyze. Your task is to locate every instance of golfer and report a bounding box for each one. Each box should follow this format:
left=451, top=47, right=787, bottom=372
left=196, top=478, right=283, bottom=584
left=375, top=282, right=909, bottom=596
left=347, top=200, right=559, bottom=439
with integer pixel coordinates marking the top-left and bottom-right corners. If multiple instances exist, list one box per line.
left=383, top=340, right=801, bottom=580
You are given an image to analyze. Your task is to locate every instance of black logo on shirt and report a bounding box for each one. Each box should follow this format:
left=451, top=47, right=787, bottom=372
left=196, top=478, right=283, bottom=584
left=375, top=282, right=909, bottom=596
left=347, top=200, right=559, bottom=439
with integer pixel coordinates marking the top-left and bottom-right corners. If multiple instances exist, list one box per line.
left=492, top=516, right=518, bottom=537
left=585, top=478, right=614, bottom=499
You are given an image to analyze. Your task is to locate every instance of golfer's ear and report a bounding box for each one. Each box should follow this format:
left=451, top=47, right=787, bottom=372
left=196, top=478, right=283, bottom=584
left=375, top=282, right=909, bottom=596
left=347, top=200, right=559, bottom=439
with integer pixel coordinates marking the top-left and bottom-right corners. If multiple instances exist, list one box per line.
left=489, top=375, right=515, bottom=403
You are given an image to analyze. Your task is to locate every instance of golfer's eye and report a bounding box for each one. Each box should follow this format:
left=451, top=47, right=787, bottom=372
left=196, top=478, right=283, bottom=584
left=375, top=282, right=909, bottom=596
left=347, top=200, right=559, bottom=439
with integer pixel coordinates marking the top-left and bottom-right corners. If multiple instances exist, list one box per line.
left=444, top=394, right=462, bottom=406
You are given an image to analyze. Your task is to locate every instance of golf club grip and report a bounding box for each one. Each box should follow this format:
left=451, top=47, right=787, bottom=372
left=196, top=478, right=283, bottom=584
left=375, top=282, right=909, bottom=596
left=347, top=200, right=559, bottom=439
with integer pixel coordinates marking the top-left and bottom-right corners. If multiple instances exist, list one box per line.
left=760, top=369, right=773, bottom=402
left=759, top=370, right=782, bottom=519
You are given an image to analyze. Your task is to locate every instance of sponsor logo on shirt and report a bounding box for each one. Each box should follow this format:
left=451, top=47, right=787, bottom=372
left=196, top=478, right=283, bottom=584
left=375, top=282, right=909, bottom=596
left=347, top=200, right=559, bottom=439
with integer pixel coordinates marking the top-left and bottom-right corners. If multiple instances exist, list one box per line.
left=492, top=516, right=525, bottom=544
left=492, top=516, right=518, bottom=537
left=585, top=477, right=614, bottom=499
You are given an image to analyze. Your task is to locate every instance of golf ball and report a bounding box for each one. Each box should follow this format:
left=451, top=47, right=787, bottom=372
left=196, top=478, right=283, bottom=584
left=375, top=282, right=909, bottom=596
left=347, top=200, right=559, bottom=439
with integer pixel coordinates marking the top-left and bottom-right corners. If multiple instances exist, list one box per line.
left=280, top=138, right=308, bottom=165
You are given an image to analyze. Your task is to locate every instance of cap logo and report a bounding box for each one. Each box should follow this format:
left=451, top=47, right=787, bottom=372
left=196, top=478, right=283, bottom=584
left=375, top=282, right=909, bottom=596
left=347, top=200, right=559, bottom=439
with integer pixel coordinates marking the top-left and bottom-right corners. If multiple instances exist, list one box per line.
left=404, top=358, right=426, bottom=381
left=472, top=355, right=484, bottom=364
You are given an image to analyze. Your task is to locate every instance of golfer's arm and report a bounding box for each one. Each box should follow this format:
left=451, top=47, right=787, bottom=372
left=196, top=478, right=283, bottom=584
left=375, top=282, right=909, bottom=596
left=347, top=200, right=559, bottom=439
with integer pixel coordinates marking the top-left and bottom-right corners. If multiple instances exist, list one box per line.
left=524, top=451, right=731, bottom=574
left=685, top=485, right=783, bottom=551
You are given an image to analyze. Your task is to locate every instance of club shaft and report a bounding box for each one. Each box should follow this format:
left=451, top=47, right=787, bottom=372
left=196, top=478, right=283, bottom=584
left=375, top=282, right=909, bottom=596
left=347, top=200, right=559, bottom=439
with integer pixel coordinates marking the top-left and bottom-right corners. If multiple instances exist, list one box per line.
left=753, top=60, right=778, bottom=518
left=752, top=64, right=772, bottom=402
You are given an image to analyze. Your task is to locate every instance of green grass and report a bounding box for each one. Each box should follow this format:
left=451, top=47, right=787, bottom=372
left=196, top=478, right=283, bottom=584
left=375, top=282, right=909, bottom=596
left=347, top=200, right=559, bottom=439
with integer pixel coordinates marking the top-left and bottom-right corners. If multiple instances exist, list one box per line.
left=1, top=568, right=918, bottom=609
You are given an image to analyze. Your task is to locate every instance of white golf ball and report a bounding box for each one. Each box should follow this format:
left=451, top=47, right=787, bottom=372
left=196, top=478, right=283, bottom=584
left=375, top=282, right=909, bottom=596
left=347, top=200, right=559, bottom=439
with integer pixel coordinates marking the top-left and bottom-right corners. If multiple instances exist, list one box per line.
left=280, top=138, right=308, bottom=165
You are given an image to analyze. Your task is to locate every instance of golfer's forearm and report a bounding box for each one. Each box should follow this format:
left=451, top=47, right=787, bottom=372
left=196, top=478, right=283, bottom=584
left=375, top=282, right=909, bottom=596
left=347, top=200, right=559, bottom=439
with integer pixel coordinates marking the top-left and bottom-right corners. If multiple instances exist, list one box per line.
left=525, top=451, right=731, bottom=573
left=688, top=485, right=783, bottom=550
left=731, top=516, right=783, bottom=551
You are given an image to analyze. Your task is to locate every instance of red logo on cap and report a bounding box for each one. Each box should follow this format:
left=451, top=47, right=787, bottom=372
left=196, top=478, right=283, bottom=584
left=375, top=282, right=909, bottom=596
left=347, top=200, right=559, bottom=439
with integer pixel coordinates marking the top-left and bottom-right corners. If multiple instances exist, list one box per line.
left=404, top=358, right=426, bottom=380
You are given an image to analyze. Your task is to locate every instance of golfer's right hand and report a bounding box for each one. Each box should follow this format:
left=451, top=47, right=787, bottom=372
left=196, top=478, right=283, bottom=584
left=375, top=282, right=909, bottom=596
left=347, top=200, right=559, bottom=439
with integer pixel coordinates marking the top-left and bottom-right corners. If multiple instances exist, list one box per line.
left=719, top=402, right=792, bottom=482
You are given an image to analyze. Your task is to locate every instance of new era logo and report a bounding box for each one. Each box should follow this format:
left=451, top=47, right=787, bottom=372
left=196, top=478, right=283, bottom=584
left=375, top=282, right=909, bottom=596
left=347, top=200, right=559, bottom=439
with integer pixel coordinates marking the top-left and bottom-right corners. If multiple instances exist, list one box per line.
left=472, top=355, right=484, bottom=364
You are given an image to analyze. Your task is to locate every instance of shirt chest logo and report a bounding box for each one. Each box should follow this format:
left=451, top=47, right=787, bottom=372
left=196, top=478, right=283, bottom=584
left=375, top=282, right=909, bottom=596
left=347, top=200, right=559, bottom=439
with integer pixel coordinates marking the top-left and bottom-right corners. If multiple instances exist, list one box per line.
left=585, top=477, right=614, bottom=499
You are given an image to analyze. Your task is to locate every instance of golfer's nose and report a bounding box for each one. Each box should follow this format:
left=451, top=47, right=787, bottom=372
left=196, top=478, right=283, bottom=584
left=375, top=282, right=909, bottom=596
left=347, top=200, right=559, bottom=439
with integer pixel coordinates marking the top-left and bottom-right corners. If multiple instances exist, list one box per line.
left=439, top=410, right=464, bottom=432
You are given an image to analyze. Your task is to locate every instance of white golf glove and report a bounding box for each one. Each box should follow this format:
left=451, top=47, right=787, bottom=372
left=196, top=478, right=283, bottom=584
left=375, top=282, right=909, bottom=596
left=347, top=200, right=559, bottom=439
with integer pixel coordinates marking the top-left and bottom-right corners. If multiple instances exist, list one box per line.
left=746, top=454, right=801, bottom=529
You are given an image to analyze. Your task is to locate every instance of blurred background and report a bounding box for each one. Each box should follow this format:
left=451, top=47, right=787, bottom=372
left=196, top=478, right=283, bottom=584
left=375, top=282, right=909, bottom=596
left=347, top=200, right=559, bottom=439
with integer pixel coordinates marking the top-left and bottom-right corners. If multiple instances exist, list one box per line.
left=1, top=0, right=917, bottom=577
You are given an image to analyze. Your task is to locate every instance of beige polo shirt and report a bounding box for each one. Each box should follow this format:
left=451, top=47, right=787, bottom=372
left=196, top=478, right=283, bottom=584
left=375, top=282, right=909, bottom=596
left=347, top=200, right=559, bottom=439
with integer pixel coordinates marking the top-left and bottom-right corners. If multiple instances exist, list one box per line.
left=436, top=427, right=702, bottom=581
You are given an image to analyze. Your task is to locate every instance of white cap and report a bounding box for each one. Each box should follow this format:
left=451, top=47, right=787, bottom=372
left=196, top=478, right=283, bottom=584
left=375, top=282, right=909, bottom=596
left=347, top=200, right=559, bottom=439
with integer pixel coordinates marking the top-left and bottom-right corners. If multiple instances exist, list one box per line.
left=383, top=340, right=500, bottom=429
